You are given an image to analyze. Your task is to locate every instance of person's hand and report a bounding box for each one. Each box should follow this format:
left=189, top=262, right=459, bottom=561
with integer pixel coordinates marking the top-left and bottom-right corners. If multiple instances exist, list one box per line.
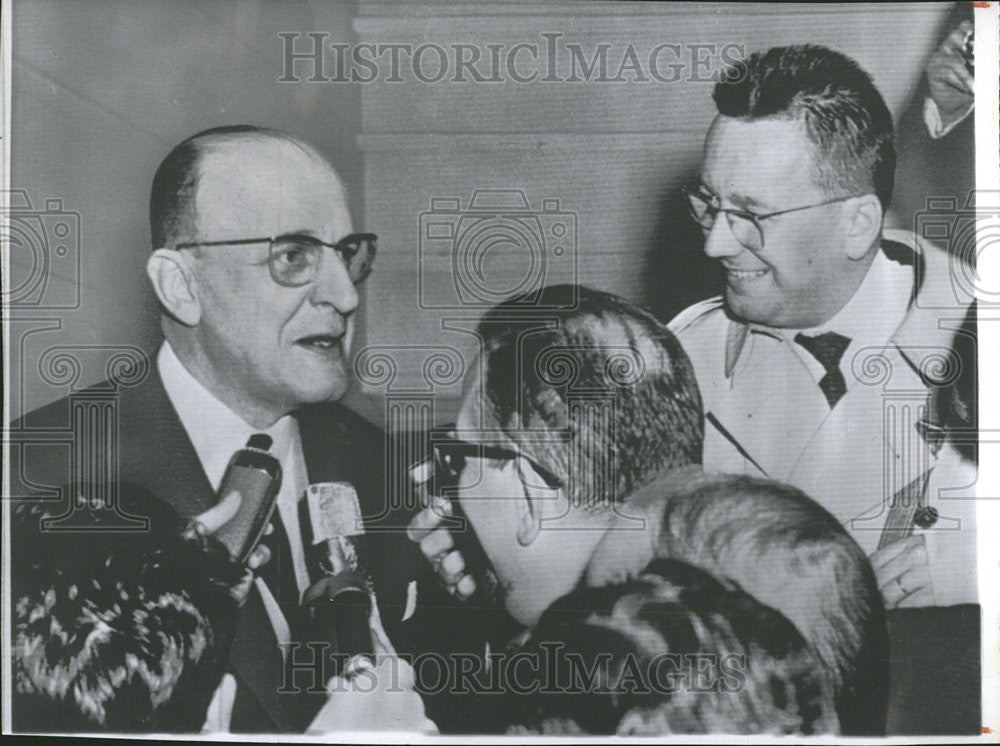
left=306, top=597, right=438, bottom=734
left=405, top=460, right=477, bottom=600
left=186, top=489, right=273, bottom=604
left=927, top=21, right=974, bottom=127
left=871, top=535, right=934, bottom=608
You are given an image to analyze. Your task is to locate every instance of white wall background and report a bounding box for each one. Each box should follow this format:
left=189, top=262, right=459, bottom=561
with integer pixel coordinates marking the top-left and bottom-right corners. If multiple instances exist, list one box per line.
left=8, top=0, right=960, bottom=424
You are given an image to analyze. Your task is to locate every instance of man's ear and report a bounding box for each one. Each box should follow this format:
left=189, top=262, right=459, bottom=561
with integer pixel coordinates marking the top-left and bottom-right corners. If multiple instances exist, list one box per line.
left=147, top=249, right=201, bottom=326
left=844, top=194, right=883, bottom=260
left=513, top=455, right=556, bottom=547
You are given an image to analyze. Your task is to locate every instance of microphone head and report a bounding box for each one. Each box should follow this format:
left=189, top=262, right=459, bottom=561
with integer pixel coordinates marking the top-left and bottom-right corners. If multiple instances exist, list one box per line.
left=306, top=482, right=364, bottom=544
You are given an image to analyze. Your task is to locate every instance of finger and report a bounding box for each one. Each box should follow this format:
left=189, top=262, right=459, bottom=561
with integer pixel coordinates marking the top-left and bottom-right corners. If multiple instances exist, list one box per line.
left=873, top=534, right=924, bottom=565
left=369, top=601, right=397, bottom=658
left=870, top=537, right=912, bottom=571
left=954, top=64, right=974, bottom=93
left=876, top=549, right=923, bottom=587
left=247, top=543, right=271, bottom=570
left=409, top=460, right=433, bottom=486
left=939, top=64, right=974, bottom=95
left=897, top=565, right=932, bottom=596
left=263, top=521, right=274, bottom=536
left=192, top=490, right=243, bottom=535
left=419, top=527, right=454, bottom=562
left=231, top=569, right=256, bottom=604
left=439, top=550, right=467, bottom=585
left=874, top=539, right=920, bottom=585
left=897, top=586, right=935, bottom=608
left=881, top=583, right=903, bottom=609
left=879, top=571, right=915, bottom=609
left=406, top=503, right=450, bottom=543
left=455, top=574, right=477, bottom=600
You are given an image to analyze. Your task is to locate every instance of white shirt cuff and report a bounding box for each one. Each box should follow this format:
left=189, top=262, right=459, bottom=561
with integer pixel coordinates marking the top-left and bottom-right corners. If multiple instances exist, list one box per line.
left=923, top=96, right=974, bottom=139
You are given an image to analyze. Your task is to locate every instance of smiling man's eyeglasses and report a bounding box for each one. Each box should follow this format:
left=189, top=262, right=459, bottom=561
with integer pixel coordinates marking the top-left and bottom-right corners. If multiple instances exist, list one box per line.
left=174, top=232, right=377, bottom=287
left=684, top=186, right=857, bottom=252
left=431, top=429, right=564, bottom=493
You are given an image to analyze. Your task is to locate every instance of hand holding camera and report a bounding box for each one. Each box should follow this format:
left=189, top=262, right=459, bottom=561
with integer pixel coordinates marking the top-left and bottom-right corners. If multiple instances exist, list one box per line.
left=406, top=460, right=479, bottom=600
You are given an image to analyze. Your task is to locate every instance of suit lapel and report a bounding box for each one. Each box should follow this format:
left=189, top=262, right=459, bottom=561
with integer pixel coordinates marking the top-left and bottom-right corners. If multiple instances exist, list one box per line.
left=117, top=365, right=217, bottom=517
left=120, top=364, right=285, bottom=730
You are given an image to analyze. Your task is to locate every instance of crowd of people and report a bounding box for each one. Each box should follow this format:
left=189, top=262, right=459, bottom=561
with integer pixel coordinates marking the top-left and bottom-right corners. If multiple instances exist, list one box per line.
left=11, top=30, right=979, bottom=738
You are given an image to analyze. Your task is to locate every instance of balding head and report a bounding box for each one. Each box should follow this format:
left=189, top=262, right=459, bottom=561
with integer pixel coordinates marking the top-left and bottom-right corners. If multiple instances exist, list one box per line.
left=149, top=125, right=346, bottom=249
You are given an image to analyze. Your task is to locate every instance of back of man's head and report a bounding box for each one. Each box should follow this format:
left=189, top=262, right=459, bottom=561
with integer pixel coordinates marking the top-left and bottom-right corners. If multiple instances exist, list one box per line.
left=502, top=558, right=838, bottom=736
left=476, top=284, right=703, bottom=510
left=713, top=44, right=895, bottom=211
left=652, top=473, right=888, bottom=735
left=11, top=485, right=244, bottom=732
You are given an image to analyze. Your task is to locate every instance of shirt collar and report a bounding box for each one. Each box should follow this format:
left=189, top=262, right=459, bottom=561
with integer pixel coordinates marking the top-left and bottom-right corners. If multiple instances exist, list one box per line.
left=725, top=245, right=914, bottom=377
left=158, top=341, right=298, bottom=490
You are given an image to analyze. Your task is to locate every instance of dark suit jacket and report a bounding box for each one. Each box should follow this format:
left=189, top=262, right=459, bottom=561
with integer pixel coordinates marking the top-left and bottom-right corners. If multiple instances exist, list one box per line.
left=12, top=361, right=466, bottom=732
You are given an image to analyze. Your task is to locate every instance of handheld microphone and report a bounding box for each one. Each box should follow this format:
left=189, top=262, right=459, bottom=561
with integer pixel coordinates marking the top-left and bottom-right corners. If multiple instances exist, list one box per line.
left=303, top=482, right=373, bottom=675
left=212, top=434, right=282, bottom=564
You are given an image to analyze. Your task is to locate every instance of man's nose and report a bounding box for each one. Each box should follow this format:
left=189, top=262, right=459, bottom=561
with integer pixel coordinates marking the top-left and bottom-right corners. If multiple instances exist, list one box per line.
left=702, top=216, right=745, bottom=260
left=311, top=249, right=359, bottom=315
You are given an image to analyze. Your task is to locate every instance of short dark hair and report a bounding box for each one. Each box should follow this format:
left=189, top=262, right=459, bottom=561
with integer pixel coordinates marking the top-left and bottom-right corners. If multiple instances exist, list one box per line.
left=476, top=284, right=703, bottom=509
left=148, top=125, right=306, bottom=248
left=713, top=44, right=895, bottom=211
left=650, top=473, right=888, bottom=735
left=502, top=558, right=838, bottom=735
left=11, top=485, right=244, bottom=732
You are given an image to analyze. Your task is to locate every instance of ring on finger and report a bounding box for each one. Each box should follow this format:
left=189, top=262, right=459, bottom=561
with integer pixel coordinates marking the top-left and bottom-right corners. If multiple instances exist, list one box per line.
left=895, top=577, right=909, bottom=597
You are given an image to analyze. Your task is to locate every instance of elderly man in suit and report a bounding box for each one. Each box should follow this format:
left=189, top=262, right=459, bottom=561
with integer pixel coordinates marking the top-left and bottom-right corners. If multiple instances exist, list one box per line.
left=14, top=126, right=437, bottom=733
left=667, top=45, right=976, bottom=610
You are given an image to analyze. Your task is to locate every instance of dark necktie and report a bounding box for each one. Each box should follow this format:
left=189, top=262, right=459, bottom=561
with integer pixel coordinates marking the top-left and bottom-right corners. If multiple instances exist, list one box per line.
left=258, top=508, right=304, bottom=620
left=794, top=332, right=851, bottom=408
left=253, top=445, right=324, bottom=644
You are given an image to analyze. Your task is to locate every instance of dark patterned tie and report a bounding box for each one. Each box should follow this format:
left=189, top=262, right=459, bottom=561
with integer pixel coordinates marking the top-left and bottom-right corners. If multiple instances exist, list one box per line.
left=794, top=332, right=851, bottom=408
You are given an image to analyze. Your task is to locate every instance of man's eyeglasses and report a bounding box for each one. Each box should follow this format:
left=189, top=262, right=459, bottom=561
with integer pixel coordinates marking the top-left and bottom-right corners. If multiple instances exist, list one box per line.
left=431, top=429, right=564, bottom=492
left=684, top=186, right=857, bottom=252
left=174, top=232, right=377, bottom=287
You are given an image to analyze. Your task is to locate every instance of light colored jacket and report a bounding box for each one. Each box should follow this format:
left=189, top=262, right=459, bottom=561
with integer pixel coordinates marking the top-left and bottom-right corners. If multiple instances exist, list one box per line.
left=669, top=230, right=976, bottom=604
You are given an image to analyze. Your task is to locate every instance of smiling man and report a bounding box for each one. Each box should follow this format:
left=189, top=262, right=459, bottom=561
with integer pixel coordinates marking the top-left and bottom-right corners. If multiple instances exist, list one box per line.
left=669, top=45, right=976, bottom=609
left=15, top=126, right=430, bottom=733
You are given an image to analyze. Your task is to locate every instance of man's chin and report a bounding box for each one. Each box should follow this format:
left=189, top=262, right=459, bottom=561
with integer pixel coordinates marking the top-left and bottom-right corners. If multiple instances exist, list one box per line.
left=288, top=374, right=351, bottom=408
left=725, top=291, right=780, bottom=327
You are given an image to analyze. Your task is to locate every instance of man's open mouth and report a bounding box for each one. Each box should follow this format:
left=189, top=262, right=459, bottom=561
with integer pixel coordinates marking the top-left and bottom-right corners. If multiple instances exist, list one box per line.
left=296, top=334, right=342, bottom=351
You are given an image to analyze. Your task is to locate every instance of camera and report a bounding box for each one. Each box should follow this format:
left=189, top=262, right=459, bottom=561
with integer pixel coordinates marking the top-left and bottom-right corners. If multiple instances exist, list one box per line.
left=3, top=190, right=82, bottom=309
left=418, top=189, right=578, bottom=309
